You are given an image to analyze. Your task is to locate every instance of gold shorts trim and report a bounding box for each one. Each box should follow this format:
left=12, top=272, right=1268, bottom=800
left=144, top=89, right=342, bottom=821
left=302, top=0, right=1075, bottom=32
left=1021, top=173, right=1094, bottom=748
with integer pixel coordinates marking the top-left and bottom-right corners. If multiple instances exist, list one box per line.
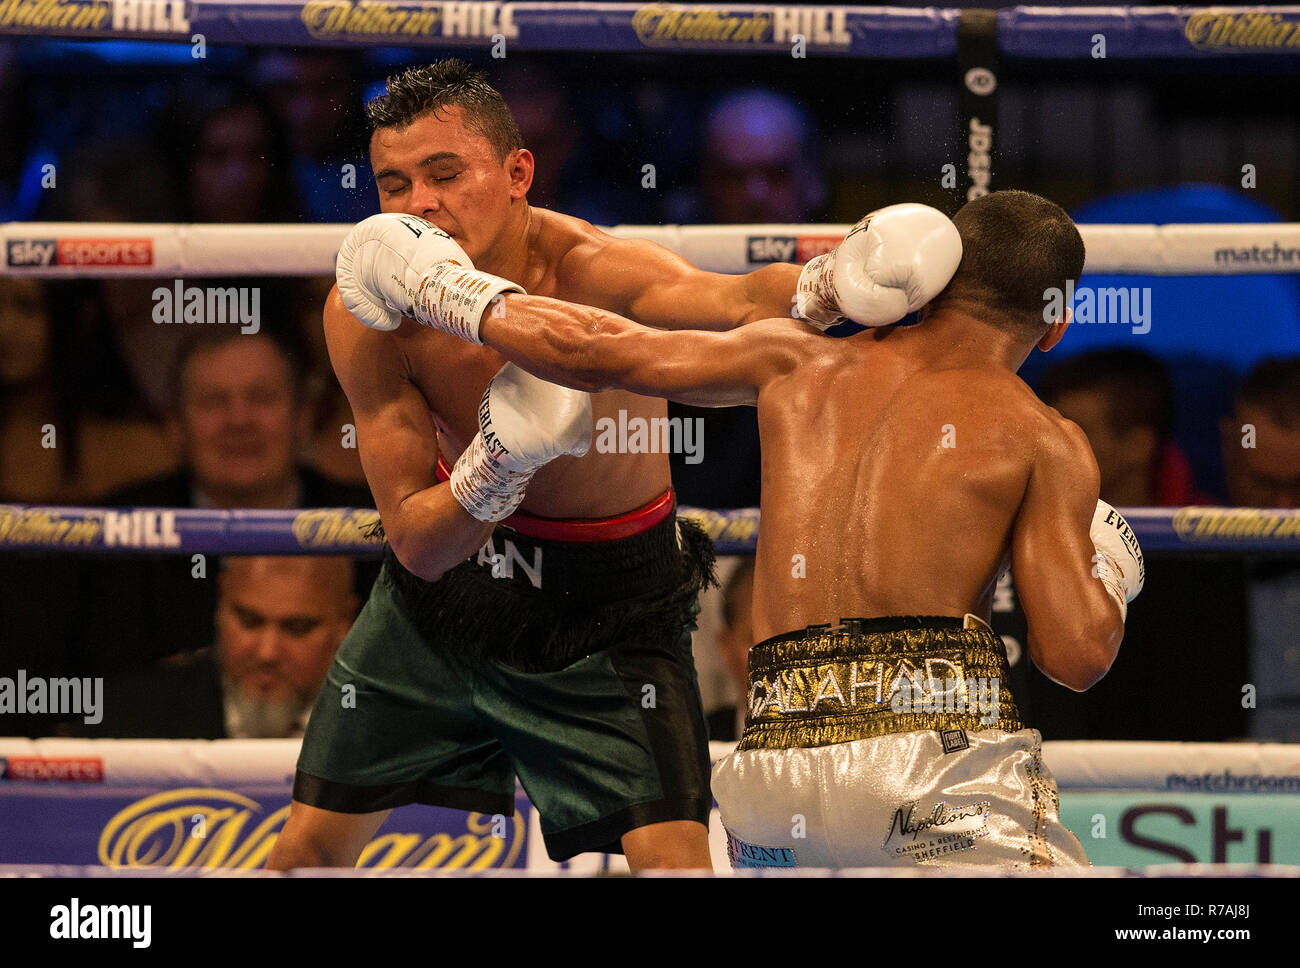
left=738, top=616, right=1022, bottom=751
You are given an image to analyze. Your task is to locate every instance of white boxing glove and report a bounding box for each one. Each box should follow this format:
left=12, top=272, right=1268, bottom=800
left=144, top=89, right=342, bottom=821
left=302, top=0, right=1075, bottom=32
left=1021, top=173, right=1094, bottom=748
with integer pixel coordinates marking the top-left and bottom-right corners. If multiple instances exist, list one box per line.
left=797, top=203, right=962, bottom=330
left=336, top=213, right=522, bottom=341
left=450, top=363, right=593, bottom=522
left=1090, top=500, right=1145, bottom=622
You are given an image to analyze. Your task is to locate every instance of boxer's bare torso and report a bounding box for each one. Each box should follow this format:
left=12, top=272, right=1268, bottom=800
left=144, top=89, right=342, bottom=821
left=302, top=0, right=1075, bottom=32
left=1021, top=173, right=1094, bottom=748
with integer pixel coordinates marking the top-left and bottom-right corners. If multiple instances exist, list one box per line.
left=750, top=322, right=1088, bottom=642
left=325, top=208, right=674, bottom=520
left=475, top=302, right=1117, bottom=686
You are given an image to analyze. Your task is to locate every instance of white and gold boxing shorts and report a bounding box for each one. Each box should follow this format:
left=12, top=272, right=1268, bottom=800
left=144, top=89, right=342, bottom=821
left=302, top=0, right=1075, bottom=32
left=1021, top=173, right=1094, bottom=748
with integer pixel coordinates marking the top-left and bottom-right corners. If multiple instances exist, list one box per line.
left=711, top=615, right=1089, bottom=870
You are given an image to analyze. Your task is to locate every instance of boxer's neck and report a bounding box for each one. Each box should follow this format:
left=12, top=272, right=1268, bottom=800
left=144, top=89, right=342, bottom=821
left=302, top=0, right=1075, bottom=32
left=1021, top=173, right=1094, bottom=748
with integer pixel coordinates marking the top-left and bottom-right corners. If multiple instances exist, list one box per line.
left=474, top=201, right=537, bottom=285
left=897, top=306, right=1036, bottom=373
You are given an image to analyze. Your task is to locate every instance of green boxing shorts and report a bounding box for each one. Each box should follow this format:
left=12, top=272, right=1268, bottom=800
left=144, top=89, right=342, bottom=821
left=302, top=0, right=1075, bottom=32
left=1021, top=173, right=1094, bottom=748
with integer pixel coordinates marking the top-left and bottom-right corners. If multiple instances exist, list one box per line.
left=293, top=490, right=717, bottom=862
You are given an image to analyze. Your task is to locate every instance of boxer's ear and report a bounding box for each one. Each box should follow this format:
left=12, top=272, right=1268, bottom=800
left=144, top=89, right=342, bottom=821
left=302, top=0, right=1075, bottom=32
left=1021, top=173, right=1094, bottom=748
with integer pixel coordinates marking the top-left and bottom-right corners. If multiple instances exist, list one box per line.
left=1038, top=307, right=1070, bottom=352
left=507, top=148, right=534, bottom=200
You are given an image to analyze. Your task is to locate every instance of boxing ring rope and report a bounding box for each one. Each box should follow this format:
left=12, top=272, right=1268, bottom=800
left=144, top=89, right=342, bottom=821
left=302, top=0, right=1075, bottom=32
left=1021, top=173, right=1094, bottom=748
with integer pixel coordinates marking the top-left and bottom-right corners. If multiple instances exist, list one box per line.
left=0, top=3, right=1295, bottom=60
left=3, top=504, right=1300, bottom=555
left=5, top=222, right=1300, bottom=277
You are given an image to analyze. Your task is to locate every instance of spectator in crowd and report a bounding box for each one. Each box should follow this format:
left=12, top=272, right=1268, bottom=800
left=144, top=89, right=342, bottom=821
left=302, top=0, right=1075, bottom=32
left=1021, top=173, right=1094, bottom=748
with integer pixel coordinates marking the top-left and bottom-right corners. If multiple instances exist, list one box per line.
left=291, top=275, right=366, bottom=485
left=1221, top=357, right=1300, bottom=510
left=1, top=276, right=176, bottom=504
left=2, top=277, right=73, bottom=503
left=88, top=556, right=358, bottom=739
left=1221, top=357, right=1300, bottom=742
left=253, top=50, right=372, bottom=223
left=706, top=557, right=755, bottom=743
left=152, top=328, right=332, bottom=510
left=78, top=328, right=375, bottom=677
left=157, top=84, right=301, bottom=225
left=666, top=88, right=826, bottom=226
left=665, top=88, right=827, bottom=510
left=700, top=89, right=827, bottom=226
left=491, top=61, right=645, bottom=226
left=41, top=136, right=188, bottom=420
left=1037, top=348, right=1213, bottom=506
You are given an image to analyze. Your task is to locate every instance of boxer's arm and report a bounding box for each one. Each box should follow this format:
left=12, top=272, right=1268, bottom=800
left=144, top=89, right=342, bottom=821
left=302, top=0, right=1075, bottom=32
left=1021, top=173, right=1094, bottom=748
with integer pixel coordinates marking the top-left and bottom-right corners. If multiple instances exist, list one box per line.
left=560, top=235, right=799, bottom=331
left=324, top=287, right=493, bottom=581
left=1010, top=418, right=1124, bottom=692
left=478, top=296, right=817, bottom=407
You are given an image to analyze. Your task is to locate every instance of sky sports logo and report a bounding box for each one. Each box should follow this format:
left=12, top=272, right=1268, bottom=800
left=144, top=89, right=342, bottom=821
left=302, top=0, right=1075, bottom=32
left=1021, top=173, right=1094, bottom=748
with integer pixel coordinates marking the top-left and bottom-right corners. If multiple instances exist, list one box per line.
left=747, top=235, right=841, bottom=265
left=7, top=238, right=154, bottom=268
left=0, top=756, right=104, bottom=782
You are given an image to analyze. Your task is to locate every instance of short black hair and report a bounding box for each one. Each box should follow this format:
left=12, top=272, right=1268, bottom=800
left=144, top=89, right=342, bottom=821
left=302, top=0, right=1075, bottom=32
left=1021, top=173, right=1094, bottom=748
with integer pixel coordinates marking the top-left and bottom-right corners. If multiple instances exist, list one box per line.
left=366, top=59, right=522, bottom=163
left=1235, top=356, right=1300, bottom=428
left=1037, top=349, right=1174, bottom=441
left=936, top=190, right=1086, bottom=338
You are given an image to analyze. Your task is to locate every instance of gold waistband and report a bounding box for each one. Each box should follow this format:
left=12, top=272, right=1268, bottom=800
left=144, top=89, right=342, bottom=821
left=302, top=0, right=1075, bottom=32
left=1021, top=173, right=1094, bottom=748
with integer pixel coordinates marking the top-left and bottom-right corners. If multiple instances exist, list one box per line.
left=738, top=616, right=1022, bottom=751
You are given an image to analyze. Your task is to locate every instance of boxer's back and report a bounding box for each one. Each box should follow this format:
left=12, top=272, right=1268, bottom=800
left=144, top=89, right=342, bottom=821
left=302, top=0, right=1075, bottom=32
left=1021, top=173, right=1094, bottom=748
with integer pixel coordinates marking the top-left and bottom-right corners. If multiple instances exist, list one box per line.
left=752, top=326, right=1061, bottom=642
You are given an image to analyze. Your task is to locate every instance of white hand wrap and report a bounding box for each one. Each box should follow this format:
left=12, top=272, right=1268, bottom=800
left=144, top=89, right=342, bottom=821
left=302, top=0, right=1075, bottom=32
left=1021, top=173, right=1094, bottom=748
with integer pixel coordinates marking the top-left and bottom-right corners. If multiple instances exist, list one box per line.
left=448, top=363, right=593, bottom=523
left=795, top=253, right=847, bottom=328
left=414, top=262, right=524, bottom=345
left=449, top=432, right=534, bottom=523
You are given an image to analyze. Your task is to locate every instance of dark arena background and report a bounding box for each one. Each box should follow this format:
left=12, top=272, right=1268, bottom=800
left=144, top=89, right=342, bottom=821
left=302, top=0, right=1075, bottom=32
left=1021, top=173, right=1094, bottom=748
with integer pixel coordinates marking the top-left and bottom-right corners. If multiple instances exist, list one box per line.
left=0, top=0, right=1297, bottom=949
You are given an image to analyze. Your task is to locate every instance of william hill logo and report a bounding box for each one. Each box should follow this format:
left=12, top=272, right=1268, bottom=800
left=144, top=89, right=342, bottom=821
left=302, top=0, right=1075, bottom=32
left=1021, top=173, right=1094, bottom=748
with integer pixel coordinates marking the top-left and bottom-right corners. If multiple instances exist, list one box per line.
left=98, top=788, right=524, bottom=869
left=632, top=5, right=851, bottom=48
left=300, top=1, right=519, bottom=40
left=291, top=508, right=384, bottom=548
left=1171, top=507, right=1300, bottom=541
left=1185, top=10, right=1300, bottom=50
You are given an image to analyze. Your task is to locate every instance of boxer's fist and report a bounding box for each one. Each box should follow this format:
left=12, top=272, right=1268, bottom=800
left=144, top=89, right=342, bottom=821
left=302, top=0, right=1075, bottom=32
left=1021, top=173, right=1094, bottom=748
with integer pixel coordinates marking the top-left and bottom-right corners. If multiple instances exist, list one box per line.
left=336, top=213, right=471, bottom=332
left=450, top=363, right=593, bottom=522
left=1090, top=500, right=1145, bottom=622
left=797, top=203, right=962, bottom=330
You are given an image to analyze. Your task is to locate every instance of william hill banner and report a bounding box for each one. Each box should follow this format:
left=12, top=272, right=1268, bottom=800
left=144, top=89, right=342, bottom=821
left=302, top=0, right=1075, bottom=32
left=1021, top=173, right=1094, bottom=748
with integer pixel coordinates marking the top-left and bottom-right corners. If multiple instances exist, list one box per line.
left=1, top=738, right=1298, bottom=870
left=0, top=739, right=627, bottom=873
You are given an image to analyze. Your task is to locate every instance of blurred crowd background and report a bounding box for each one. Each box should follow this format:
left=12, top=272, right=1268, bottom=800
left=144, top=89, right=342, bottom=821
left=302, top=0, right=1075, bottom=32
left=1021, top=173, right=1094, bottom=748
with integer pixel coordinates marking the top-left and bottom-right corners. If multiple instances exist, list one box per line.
left=0, top=41, right=1297, bottom=747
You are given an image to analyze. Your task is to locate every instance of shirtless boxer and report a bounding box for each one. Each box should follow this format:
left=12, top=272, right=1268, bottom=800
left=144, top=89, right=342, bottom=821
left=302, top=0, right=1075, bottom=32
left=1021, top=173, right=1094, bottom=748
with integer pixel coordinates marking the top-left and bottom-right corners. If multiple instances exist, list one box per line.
left=387, top=190, right=1144, bottom=869
left=266, top=60, right=906, bottom=872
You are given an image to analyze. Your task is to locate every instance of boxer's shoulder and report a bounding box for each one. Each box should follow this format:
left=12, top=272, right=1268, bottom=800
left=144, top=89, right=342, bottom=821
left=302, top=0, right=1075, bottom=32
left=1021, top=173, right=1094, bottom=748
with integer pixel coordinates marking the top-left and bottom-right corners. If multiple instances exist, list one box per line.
left=322, top=284, right=404, bottom=375
left=522, top=207, right=617, bottom=300
left=532, top=206, right=607, bottom=263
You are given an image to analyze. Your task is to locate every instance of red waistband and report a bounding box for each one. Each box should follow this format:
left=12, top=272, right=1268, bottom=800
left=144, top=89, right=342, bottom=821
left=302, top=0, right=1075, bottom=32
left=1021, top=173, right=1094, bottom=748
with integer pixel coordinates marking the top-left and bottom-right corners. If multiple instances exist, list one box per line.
left=435, top=452, right=675, bottom=542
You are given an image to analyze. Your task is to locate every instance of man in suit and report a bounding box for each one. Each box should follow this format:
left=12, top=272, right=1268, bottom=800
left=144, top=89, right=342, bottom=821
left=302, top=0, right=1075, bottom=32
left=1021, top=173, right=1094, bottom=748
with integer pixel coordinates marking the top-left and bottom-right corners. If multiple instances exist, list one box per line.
left=80, top=329, right=375, bottom=676
left=89, top=556, right=358, bottom=738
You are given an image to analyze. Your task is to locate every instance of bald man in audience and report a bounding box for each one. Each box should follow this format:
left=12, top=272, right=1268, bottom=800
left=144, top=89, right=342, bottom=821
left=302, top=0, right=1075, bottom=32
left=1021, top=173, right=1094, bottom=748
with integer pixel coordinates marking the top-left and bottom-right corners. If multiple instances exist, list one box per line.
left=89, top=556, right=359, bottom=739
